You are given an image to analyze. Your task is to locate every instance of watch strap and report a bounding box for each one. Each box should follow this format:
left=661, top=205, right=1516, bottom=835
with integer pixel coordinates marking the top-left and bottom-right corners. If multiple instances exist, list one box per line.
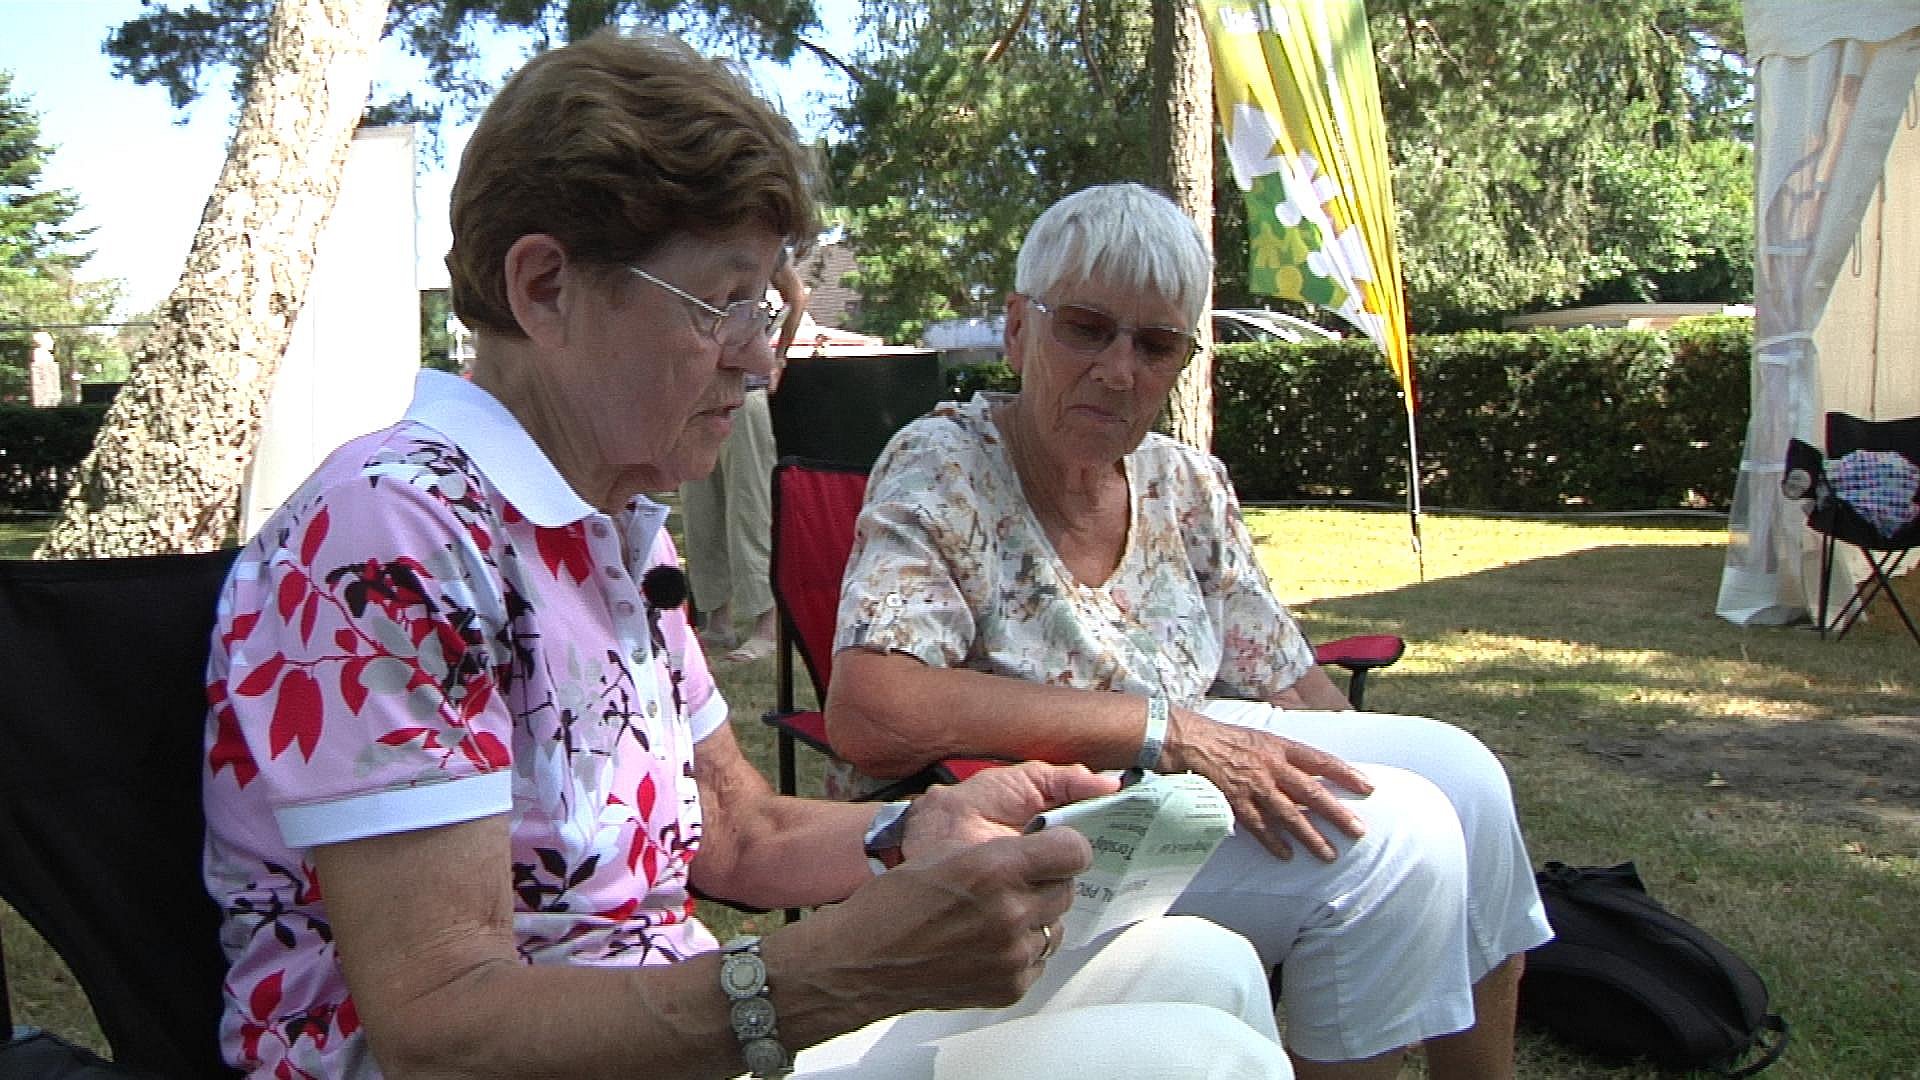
left=719, top=936, right=793, bottom=1078
left=862, top=799, right=914, bottom=875
left=1138, top=693, right=1170, bottom=771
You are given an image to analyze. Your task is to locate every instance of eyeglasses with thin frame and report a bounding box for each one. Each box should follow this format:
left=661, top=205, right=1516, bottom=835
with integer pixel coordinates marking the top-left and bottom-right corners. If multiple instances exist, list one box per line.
left=629, top=266, right=784, bottom=349
left=1022, top=296, right=1200, bottom=373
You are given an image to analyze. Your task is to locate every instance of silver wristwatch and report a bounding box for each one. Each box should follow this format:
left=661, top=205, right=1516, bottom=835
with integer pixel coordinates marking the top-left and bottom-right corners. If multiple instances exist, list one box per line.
left=719, top=935, right=793, bottom=1078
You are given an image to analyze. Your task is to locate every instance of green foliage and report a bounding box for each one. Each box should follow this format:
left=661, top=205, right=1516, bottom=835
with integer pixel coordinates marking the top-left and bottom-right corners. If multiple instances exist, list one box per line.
left=826, top=0, right=1158, bottom=342
left=0, top=403, right=108, bottom=513
left=831, top=0, right=1753, bottom=340
left=0, top=71, right=88, bottom=273
left=104, top=0, right=832, bottom=124
left=419, top=287, right=461, bottom=372
left=1372, top=1, right=1753, bottom=328
left=0, top=70, right=126, bottom=400
left=950, top=318, right=1753, bottom=511
left=943, top=357, right=1016, bottom=400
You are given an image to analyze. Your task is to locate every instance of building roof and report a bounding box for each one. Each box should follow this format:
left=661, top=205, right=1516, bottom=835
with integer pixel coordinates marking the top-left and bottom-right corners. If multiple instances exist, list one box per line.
left=796, top=241, right=861, bottom=328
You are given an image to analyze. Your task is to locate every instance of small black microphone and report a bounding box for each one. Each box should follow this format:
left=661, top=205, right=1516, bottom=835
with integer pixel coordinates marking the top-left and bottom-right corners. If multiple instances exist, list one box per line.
left=640, top=564, right=688, bottom=611
left=639, top=564, right=689, bottom=718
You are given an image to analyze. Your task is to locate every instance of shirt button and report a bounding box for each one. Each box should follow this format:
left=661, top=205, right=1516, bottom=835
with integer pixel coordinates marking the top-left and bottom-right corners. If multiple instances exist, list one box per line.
left=591, top=523, right=611, bottom=538
left=646, top=701, right=659, bottom=718
left=631, top=647, right=647, bottom=665
left=885, top=592, right=905, bottom=609
left=605, top=566, right=624, bottom=579
left=616, top=601, right=636, bottom=617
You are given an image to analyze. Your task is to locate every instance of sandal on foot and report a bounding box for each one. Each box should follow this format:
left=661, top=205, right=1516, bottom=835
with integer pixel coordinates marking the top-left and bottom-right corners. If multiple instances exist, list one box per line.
left=722, top=638, right=775, bottom=664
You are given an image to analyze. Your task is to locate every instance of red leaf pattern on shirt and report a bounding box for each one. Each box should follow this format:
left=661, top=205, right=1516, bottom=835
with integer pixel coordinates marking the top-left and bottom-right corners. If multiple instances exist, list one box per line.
left=535, top=523, right=593, bottom=585
left=236, top=652, right=287, bottom=698
left=268, top=669, right=324, bottom=761
left=300, top=506, right=330, bottom=564
left=276, top=570, right=305, bottom=621
left=339, top=656, right=370, bottom=715
left=250, top=970, right=285, bottom=1021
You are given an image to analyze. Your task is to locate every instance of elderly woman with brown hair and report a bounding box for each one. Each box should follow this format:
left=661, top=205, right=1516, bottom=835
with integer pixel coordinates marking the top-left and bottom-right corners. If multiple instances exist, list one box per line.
left=200, top=40, right=1294, bottom=1080
left=827, top=183, right=1554, bottom=1080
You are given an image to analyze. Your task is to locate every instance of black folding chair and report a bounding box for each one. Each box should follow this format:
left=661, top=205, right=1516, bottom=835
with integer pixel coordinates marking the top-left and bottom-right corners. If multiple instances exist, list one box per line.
left=766, top=351, right=946, bottom=466
left=1784, top=412, right=1920, bottom=645
left=0, top=550, right=243, bottom=1078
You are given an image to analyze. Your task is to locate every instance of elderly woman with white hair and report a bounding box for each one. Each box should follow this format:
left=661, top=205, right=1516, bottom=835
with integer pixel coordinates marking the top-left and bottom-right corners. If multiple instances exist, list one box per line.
left=828, top=182, right=1553, bottom=1080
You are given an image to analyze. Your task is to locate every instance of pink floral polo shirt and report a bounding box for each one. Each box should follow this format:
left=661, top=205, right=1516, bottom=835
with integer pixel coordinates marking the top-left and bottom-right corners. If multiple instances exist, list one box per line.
left=203, top=371, right=725, bottom=1079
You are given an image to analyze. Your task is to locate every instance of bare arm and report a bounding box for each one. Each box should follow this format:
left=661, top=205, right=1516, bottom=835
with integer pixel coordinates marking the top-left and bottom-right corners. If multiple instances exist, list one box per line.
left=688, top=721, right=877, bottom=908
left=317, top=757, right=1118, bottom=1078
left=315, top=816, right=748, bottom=1080
left=767, top=259, right=808, bottom=394
left=828, top=647, right=1373, bottom=861
left=1270, top=664, right=1354, bottom=711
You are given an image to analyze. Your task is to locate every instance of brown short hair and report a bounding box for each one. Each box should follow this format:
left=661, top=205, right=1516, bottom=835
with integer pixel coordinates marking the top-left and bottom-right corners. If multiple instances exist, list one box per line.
left=447, top=30, right=821, bottom=337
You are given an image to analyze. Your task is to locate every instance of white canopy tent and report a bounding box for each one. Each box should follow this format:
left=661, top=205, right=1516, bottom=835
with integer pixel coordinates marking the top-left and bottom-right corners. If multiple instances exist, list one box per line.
left=1717, top=0, right=1920, bottom=626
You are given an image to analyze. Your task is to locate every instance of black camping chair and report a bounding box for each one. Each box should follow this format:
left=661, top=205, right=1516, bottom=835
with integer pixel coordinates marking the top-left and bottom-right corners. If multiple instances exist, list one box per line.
left=1783, top=411, right=1920, bottom=645
left=767, top=351, right=946, bottom=468
left=0, top=550, right=244, bottom=1078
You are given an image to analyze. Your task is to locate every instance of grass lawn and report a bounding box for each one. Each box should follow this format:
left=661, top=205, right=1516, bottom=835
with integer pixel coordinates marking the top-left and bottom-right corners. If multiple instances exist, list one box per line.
left=5, top=509, right=1916, bottom=1076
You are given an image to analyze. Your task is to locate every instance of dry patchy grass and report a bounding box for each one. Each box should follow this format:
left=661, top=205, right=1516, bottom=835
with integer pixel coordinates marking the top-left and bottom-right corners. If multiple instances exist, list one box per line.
left=8, top=509, right=1917, bottom=1076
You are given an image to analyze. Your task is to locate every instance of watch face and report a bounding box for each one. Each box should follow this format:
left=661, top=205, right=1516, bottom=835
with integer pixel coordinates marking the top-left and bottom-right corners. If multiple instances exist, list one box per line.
left=731, top=995, right=778, bottom=1039
left=721, top=949, right=768, bottom=999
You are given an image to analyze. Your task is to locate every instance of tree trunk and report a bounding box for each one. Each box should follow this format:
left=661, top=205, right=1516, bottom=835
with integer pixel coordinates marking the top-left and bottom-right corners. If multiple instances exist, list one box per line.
left=1149, top=0, right=1214, bottom=453
left=37, top=0, right=389, bottom=558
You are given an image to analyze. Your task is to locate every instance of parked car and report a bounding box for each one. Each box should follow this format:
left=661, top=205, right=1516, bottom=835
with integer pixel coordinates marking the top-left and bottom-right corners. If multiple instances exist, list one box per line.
left=1211, top=308, right=1341, bottom=345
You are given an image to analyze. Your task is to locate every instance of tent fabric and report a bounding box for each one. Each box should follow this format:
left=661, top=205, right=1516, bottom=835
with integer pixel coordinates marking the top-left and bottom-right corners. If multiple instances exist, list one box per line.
left=1715, top=2, right=1920, bottom=626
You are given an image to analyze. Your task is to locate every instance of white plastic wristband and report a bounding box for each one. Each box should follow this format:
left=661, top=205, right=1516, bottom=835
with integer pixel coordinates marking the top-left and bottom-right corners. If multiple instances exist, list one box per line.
left=1137, top=694, right=1169, bottom=771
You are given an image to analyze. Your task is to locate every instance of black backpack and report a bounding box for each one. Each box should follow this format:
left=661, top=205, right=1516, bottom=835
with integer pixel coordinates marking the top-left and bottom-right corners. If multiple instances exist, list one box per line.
left=1518, top=861, right=1788, bottom=1076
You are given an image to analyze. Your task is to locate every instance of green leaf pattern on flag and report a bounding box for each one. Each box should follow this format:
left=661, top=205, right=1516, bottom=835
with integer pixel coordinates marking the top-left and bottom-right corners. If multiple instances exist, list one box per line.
left=1199, top=0, right=1414, bottom=405
left=1244, top=159, right=1348, bottom=311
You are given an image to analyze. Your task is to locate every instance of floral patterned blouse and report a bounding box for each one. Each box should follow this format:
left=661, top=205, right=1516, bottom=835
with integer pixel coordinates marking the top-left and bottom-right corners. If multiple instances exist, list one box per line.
left=203, top=371, right=725, bottom=1079
left=834, top=393, right=1318, bottom=768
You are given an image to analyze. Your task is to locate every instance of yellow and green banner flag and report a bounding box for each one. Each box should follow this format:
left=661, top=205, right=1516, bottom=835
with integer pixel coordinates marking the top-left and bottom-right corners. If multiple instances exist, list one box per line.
left=1196, top=0, right=1413, bottom=406
left=1198, top=0, right=1424, bottom=567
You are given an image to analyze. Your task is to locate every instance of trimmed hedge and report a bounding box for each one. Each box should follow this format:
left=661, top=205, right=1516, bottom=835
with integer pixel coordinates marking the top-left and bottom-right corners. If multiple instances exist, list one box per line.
left=0, top=403, right=106, bottom=515
left=956, top=317, right=1752, bottom=512
left=0, top=320, right=1752, bottom=516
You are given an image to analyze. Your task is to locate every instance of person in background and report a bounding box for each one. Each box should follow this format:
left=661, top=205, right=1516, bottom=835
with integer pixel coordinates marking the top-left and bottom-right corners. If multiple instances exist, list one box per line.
left=679, top=256, right=809, bottom=665
left=200, top=36, right=1293, bottom=1080
left=826, top=182, right=1553, bottom=1079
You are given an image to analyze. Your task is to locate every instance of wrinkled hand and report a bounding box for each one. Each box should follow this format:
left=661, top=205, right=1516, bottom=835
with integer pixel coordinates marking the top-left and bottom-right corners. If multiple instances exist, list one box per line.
left=902, top=761, right=1121, bottom=861
left=770, top=824, right=1092, bottom=1022
left=1162, top=708, right=1371, bottom=861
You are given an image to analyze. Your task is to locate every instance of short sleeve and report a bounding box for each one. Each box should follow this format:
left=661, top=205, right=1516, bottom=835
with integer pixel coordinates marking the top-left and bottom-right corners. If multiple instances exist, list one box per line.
left=214, top=461, right=516, bottom=848
left=1187, top=456, right=1320, bottom=698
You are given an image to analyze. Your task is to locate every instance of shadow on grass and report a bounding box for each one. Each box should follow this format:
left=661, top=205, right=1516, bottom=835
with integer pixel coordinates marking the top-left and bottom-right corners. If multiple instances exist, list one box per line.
left=1291, top=539, right=1920, bottom=1075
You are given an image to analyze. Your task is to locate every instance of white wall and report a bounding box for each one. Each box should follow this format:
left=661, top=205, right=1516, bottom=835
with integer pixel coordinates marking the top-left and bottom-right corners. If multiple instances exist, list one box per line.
left=241, top=124, right=420, bottom=539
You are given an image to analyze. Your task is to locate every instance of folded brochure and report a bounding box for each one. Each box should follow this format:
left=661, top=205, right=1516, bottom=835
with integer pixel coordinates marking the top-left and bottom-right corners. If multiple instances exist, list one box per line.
left=1024, top=770, right=1233, bottom=950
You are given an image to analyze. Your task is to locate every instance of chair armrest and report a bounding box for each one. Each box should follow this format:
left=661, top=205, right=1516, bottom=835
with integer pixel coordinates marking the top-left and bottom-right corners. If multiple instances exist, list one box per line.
left=1313, top=634, right=1406, bottom=673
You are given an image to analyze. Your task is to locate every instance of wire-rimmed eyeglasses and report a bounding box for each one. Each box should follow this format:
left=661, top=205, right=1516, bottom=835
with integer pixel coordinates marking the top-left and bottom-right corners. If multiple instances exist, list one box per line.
left=1023, top=296, right=1200, bottom=373
left=629, top=266, right=783, bottom=349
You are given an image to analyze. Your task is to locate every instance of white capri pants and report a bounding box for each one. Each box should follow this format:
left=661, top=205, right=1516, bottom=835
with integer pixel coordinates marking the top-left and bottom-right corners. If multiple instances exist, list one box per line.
left=1166, top=702, right=1553, bottom=1064
left=784, top=915, right=1294, bottom=1078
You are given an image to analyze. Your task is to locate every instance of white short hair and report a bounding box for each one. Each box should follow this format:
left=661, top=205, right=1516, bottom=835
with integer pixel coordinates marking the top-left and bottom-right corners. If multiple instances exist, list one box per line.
left=1013, top=183, right=1211, bottom=326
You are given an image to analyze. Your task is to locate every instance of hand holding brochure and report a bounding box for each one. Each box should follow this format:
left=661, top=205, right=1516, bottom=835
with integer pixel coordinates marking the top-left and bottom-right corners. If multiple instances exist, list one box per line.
left=1024, top=771, right=1233, bottom=949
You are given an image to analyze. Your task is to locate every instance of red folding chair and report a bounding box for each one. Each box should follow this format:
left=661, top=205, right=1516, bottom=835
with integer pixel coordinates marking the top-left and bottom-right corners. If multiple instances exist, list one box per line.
left=759, top=458, right=1409, bottom=804
left=762, top=458, right=997, bottom=803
